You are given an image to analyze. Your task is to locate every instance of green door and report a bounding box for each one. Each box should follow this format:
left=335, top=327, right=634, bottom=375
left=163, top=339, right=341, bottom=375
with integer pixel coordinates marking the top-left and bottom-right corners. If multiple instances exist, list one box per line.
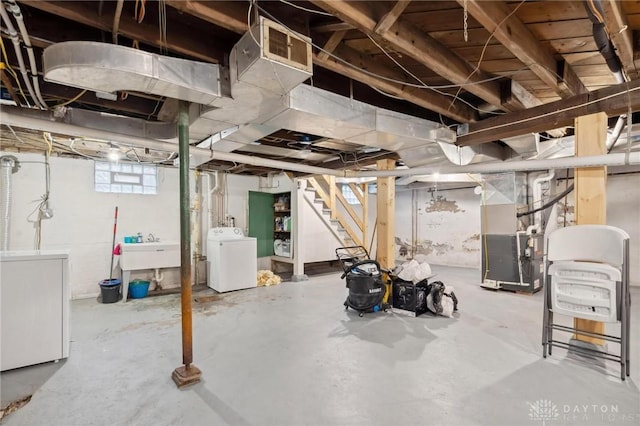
left=248, top=191, right=274, bottom=257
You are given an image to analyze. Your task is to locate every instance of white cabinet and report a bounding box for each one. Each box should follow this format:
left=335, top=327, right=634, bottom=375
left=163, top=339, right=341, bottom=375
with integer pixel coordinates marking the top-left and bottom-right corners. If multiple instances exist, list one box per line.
left=1, top=250, right=70, bottom=371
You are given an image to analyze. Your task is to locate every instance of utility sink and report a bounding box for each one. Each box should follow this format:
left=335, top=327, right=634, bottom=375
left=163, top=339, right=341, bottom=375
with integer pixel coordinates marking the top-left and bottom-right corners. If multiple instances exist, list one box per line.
left=119, top=242, right=181, bottom=302
left=120, top=242, right=181, bottom=271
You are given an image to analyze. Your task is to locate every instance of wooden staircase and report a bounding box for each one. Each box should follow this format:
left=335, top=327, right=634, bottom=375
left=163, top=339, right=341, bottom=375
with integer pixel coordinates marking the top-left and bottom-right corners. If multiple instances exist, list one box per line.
left=305, top=175, right=370, bottom=249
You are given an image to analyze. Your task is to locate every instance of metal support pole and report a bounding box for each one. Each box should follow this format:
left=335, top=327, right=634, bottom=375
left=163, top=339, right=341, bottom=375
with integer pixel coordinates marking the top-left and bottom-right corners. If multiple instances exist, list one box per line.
left=172, top=100, right=202, bottom=388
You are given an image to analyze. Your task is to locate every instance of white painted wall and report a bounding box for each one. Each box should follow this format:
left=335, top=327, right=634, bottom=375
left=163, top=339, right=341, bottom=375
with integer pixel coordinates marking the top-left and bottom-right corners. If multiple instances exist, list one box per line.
left=395, top=186, right=481, bottom=268
left=2, top=152, right=188, bottom=298
left=552, top=173, right=640, bottom=286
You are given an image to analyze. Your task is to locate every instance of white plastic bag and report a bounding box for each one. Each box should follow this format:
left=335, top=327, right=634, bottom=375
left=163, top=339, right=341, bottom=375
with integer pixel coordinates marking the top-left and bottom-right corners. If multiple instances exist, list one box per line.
left=397, top=259, right=419, bottom=282
left=412, top=262, right=432, bottom=283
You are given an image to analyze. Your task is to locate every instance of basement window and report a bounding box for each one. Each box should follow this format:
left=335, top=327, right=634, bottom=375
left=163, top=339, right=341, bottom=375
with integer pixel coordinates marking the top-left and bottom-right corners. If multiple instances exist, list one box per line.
left=94, top=161, right=157, bottom=194
left=341, top=184, right=359, bottom=205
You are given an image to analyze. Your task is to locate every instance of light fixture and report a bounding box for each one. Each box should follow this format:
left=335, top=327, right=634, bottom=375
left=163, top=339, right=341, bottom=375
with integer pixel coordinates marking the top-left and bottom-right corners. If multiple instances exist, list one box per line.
left=108, top=145, right=121, bottom=162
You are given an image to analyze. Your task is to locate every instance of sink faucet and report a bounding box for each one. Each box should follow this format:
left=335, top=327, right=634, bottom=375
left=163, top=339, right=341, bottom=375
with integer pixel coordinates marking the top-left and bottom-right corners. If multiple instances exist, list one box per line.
left=147, top=233, right=159, bottom=242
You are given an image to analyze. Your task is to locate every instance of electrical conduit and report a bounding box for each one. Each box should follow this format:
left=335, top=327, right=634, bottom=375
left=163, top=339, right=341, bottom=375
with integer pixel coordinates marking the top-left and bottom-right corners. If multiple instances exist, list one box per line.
left=0, top=156, right=17, bottom=251
left=0, top=0, right=40, bottom=108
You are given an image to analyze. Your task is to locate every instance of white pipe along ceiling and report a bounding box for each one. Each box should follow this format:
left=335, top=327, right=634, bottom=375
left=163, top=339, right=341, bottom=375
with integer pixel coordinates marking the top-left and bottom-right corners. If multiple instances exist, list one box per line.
left=0, top=16, right=632, bottom=177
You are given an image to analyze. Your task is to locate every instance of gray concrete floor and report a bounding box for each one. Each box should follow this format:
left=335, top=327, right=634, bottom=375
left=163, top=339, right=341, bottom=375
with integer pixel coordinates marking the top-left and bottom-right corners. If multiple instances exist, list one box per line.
left=1, top=265, right=639, bottom=426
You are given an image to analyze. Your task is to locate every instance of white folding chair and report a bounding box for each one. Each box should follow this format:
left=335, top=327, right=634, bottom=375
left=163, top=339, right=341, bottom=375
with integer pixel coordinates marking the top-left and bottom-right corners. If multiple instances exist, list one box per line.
left=541, top=225, right=631, bottom=380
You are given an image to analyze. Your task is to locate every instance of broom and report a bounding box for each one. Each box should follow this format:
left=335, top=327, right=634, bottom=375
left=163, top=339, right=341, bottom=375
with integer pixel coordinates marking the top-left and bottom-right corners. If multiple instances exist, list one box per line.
left=109, top=206, right=119, bottom=283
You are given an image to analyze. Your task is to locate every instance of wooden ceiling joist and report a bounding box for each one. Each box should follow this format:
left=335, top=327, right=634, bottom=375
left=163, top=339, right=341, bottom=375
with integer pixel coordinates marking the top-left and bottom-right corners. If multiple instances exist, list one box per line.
left=374, top=0, right=412, bottom=35
left=314, top=44, right=478, bottom=123
left=165, top=0, right=247, bottom=35
left=457, top=79, right=640, bottom=146
left=311, top=0, right=514, bottom=111
left=20, top=0, right=227, bottom=63
left=459, top=0, right=587, bottom=98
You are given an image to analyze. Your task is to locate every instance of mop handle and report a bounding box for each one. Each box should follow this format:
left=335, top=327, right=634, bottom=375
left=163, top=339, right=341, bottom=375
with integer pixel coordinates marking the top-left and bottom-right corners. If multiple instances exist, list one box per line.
left=109, top=206, right=119, bottom=282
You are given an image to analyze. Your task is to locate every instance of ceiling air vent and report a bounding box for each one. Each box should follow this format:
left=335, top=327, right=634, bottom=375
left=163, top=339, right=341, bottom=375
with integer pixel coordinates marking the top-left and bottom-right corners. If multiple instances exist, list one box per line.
left=232, top=17, right=312, bottom=95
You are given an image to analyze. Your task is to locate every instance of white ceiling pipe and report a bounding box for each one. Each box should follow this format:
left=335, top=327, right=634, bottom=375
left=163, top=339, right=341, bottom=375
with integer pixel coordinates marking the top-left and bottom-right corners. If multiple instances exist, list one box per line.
left=348, top=152, right=640, bottom=177
left=0, top=107, right=343, bottom=177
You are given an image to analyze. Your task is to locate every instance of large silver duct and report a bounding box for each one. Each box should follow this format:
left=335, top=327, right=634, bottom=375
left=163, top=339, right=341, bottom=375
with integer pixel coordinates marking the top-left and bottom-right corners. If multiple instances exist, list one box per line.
left=0, top=155, right=19, bottom=251
left=41, top=20, right=480, bottom=168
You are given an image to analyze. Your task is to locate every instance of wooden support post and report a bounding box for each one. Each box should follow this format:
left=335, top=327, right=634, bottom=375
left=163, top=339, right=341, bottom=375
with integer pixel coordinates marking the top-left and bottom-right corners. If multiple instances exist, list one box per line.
left=328, top=175, right=337, bottom=220
left=574, top=112, right=607, bottom=346
left=376, top=159, right=396, bottom=270
left=361, top=183, right=369, bottom=251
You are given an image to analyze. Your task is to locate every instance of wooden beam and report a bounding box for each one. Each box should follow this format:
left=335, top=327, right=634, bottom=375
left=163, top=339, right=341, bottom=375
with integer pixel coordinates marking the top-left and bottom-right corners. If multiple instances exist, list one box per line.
left=361, top=183, right=369, bottom=251
left=165, top=0, right=247, bottom=35
left=574, top=112, right=607, bottom=346
left=374, top=0, right=412, bottom=35
left=600, top=0, right=638, bottom=80
left=313, top=44, right=478, bottom=123
left=457, top=79, right=640, bottom=146
left=335, top=186, right=365, bottom=232
left=376, top=159, right=395, bottom=270
left=348, top=183, right=364, bottom=206
left=317, top=30, right=348, bottom=61
left=459, top=0, right=586, bottom=98
left=313, top=21, right=354, bottom=33
left=19, top=1, right=226, bottom=63
left=328, top=175, right=337, bottom=220
left=311, top=0, right=508, bottom=110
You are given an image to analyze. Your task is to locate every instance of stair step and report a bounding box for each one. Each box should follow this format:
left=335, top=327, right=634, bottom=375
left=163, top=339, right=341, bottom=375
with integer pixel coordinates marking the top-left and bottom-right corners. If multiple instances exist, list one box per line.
left=304, top=187, right=317, bottom=192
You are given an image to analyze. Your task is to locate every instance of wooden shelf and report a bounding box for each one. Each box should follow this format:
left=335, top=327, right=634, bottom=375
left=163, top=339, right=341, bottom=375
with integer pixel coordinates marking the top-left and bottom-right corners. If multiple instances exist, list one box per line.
left=274, top=230, right=290, bottom=233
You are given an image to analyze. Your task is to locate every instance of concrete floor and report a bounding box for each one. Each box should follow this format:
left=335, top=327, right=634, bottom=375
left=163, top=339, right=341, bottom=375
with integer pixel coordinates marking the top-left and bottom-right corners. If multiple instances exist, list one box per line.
left=1, top=265, right=639, bottom=426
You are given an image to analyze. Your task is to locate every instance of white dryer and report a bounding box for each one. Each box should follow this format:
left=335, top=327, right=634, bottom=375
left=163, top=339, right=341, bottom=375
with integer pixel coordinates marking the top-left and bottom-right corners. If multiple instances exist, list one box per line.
left=207, top=227, right=257, bottom=292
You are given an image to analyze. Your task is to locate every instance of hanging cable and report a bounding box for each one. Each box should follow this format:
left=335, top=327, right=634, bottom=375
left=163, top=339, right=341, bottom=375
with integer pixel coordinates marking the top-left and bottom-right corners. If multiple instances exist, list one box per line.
left=447, top=0, right=526, bottom=112
left=112, top=0, right=124, bottom=44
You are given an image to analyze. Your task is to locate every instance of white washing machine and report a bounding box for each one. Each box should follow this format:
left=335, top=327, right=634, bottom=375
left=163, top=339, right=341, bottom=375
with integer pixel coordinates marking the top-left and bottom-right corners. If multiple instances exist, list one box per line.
left=207, top=227, right=257, bottom=292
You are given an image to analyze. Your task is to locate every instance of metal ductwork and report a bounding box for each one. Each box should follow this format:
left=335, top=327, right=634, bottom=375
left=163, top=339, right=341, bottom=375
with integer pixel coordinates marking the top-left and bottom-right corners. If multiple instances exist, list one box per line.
left=41, top=19, right=483, bottom=168
left=44, top=41, right=228, bottom=105
left=0, top=155, right=19, bottom=251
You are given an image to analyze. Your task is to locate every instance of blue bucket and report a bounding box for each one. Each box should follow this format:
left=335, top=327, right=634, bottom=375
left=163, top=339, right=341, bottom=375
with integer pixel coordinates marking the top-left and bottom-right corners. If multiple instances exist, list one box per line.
left=128, top=280, right=150, bottom=299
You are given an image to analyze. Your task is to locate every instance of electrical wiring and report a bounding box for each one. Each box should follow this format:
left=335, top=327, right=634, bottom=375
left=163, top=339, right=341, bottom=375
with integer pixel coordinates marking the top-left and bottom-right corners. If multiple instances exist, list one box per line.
left=158, top=0, right=168, bottom=55
left=279, top=0, right=334, bottom=17
left=448, top=0, right=527, bottom=112
left=253, top=2, right=524, bottom=112
left=0, top=35, right=28, bottom=105
left=54, top=89, right=88, bottom=107
left=365, top=34, right=505, bottom=116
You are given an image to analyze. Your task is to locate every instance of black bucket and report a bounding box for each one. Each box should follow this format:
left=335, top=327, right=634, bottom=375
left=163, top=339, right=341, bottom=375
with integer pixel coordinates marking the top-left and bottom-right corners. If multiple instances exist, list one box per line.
left=99, top=278, right=122, bottom=303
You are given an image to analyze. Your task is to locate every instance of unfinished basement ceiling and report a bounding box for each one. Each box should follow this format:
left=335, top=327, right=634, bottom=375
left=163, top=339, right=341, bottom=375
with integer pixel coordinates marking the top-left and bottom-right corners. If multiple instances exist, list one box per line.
left=1, top=0, right=640, bottom=175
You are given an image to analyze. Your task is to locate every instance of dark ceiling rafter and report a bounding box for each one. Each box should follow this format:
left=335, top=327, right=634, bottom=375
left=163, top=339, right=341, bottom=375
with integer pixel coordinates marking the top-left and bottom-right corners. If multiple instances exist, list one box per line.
left=457, top=79, right=640, bottom=146
left=19, top=0, right=228, bottom=63
left=459, top=0, right=587, bottom=98
left=310, top=0, right=524, bottom=111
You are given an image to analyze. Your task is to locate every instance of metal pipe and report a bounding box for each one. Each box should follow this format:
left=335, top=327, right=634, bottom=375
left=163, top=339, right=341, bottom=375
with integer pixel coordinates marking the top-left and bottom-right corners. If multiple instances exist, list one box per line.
left=349, top=152, right=640, bottom=177
left=178, top=100, right=193, bottom=368
left=532, top=170, right=555, bottom=232
left=0, top=0, right=39, bottom=108
left=112, top=0, right=124, bottom=45
left=5, top=0, right=47, bottom=108
left=0, top=106, right=343, bottom=176
left=0, top=155, right=17, bottom=251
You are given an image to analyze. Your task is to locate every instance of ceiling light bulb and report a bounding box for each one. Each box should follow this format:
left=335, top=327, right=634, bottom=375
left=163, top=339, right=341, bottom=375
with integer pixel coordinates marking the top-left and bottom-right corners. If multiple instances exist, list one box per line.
left=108, top=148, right=121, bottom=162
